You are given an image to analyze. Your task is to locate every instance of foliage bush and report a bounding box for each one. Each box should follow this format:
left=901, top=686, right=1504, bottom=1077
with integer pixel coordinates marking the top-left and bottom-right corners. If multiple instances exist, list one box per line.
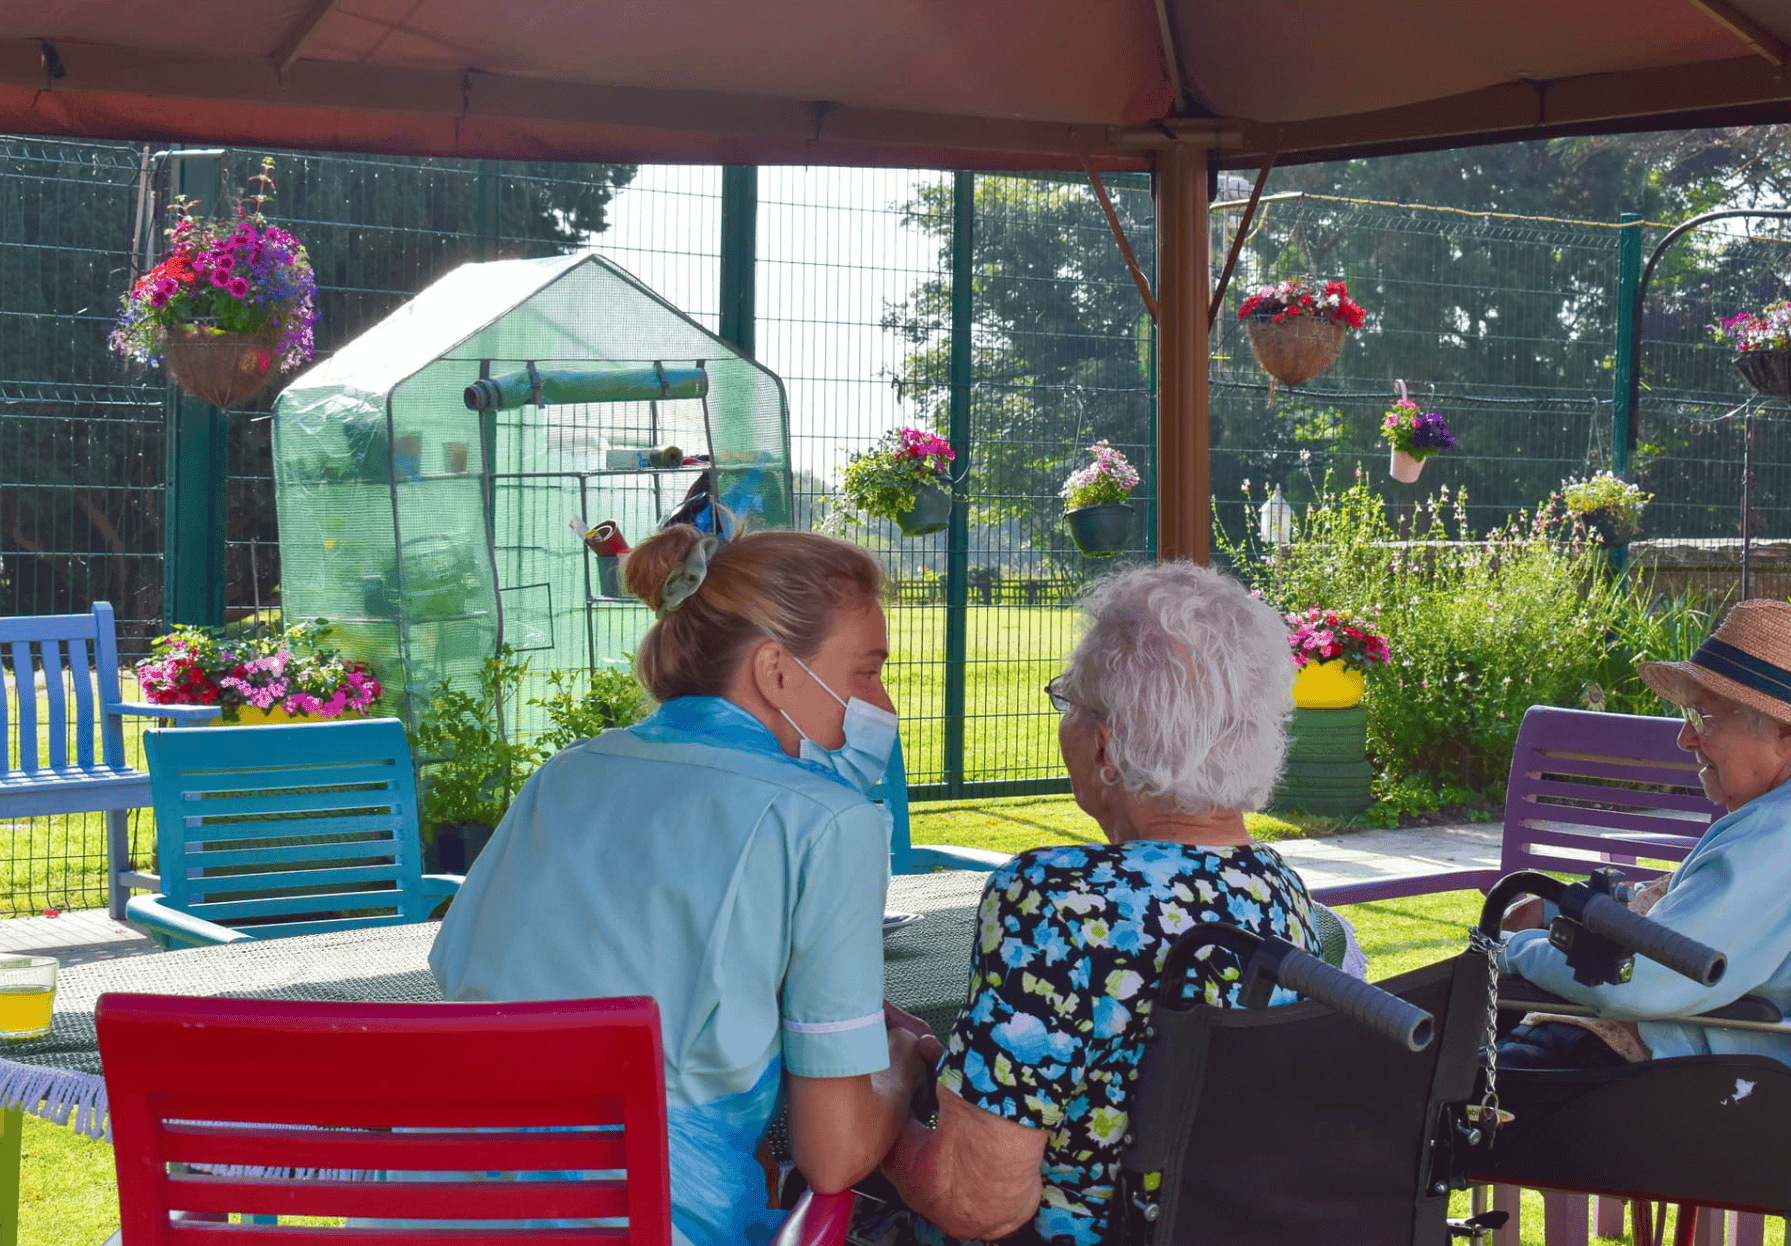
left=531, top=665, right=651, bottom=754
left=1223, top=472, right=1631, bottom=791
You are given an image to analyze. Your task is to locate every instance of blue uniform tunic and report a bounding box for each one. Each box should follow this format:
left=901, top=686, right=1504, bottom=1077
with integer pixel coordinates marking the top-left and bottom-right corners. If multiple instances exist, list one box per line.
left=429, top=696, right=891, bottom=1246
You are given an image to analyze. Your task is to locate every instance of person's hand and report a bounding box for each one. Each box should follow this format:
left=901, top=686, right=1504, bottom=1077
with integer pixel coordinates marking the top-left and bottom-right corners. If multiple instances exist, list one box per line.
left=1502, top=896, right=1546, bottom=932
left=885, top=1001, right=936, bottom=1041
left=885, top=1003, right=944, bottom=1076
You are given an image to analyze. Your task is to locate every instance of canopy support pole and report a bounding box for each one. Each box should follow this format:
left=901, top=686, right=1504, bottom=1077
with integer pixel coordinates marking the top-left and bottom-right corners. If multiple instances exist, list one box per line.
left=1082, top=159, right=1157, bottom=322
left=1209, top=142, right=1277, bottom=328
left=1683, top=0, right=1789, bottom=70
left=1155, top=143, right=1210, bottom=564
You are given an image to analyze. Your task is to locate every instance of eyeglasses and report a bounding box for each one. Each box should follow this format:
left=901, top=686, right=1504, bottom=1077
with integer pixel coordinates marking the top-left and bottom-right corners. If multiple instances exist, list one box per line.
left=1680, top=704, right=1737, bottom=735
left=1045, top=676, right=1103, bottom=716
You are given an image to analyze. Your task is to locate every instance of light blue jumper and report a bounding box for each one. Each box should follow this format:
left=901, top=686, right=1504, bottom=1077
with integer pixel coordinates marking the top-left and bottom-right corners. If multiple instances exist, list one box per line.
left=430, top=696, right=891, bottom=1246
left=1504, top=776, right=1791, bottom=1066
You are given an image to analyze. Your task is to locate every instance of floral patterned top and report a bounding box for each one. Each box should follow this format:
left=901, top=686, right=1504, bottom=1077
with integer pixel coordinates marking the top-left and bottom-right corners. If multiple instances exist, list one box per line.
left=857, top=840, right=1316, bottom=1246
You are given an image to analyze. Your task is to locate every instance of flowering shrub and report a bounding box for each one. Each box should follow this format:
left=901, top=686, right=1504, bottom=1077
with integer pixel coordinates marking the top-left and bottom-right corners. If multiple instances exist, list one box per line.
left=1237, top=277, right=1367, bottom=329
left=1561, top=471, right=1651, bottom=542
left=1060, top=439, right=1140, bottom=509
left=109, top=157, right=318, bottom=374
left=835, top=426, right=954, bottom=523
left=1285, top=607, right=1391, bottom=673
left=1380, top=398, right=1455, bottom=459
left=137, top=619, right=381, bottom=723
left=1712, top=301, right=1791, bottom=353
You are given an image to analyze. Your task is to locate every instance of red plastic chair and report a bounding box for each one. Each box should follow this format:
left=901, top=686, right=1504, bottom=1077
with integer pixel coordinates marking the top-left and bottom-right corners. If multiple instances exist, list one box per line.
left=97, top=992, right=674, bottom=1242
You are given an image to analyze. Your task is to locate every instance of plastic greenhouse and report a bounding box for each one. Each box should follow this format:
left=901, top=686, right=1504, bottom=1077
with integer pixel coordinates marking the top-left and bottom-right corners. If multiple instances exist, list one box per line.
left=271, top=252, right=793, bottom=731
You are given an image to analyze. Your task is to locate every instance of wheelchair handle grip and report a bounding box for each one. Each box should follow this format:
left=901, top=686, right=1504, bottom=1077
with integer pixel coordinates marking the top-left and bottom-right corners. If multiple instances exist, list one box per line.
left=1272, top=945, right=1435, bottom=1052
left=1579, top=893, right=1726, bottom=987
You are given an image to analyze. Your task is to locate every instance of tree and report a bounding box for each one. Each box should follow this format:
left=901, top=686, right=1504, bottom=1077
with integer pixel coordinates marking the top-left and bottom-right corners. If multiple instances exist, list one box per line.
left=880, top=174, right=1155, bottom=573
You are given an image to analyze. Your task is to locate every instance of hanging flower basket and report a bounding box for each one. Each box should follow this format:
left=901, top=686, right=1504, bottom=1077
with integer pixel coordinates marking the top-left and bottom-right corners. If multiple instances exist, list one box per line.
left=1735, top=349, right=1791, bottom=402
left=895, top=482, right=954, bottom=536
left=1243, top=315, right=1346, bottom=387
left=1389, top=449, right=1424, bottom=483
left=160, top=325, right=281, bottom=409
left=1066, top=502, right=1134, bottom=558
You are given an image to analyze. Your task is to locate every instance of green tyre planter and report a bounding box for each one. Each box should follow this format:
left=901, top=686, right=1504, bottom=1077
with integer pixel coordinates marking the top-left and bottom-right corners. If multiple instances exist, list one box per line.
left=1065, top=502, right=1134, bottom=558
left=1275, top=705, right=1371, bottom=815
left=896, top=482, right=953, bottom=536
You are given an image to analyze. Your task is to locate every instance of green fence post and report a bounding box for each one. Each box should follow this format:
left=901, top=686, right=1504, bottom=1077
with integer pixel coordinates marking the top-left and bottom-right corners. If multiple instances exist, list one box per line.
left=476, top=158, right=499, bottom=261
left=943, top=172, right=974, bottom=799
left=1613, top=212, right=1641, bottom=479
left=719, top=166, right=758, bottom=357
left=162, top=151, right=228, bottom=628
left=1610, top=211, right=1641, bottom=578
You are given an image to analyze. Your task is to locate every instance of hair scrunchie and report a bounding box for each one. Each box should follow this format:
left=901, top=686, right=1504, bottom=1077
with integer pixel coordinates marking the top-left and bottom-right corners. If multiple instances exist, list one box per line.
left=658, top=532, right=725, bottom=616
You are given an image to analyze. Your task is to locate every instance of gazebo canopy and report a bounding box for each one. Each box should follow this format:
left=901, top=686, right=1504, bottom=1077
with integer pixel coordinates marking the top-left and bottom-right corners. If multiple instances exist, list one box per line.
left=3, top=1, right=1789, bottom=171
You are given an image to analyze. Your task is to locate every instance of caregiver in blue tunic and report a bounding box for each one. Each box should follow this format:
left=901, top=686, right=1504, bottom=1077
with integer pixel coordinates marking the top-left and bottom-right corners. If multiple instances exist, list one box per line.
left=431, top=526, right=940, bottom=1246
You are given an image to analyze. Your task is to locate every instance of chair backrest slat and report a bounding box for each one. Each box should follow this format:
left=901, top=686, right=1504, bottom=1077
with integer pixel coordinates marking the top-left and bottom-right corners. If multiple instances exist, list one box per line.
left=41, top=640, right=69, bottom=770
left=98, top=993, right=673, bottom=1243
left=66, top=634, right=97, bottom=769
left=10, top=640, right=40, bottom=775
left=1500, top=706, right=1723, bottom=883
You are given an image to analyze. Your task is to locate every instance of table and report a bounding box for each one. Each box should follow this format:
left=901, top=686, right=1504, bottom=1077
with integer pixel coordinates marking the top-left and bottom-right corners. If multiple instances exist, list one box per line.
left=0, top=869, right=988, bottom=1244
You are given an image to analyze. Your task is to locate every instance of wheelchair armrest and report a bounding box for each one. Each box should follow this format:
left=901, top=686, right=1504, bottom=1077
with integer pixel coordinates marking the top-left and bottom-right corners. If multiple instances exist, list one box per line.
left=1498, top=974, right=1783, bottom=1024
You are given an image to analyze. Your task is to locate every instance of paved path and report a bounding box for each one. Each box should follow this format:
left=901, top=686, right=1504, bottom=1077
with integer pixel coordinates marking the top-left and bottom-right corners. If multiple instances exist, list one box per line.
left=0, top=823, right=1503, bottom=965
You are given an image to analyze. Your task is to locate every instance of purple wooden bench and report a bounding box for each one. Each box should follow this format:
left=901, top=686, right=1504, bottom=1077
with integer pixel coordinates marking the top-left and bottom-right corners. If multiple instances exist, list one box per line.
left=1311, top=704, right=1721, bottom=908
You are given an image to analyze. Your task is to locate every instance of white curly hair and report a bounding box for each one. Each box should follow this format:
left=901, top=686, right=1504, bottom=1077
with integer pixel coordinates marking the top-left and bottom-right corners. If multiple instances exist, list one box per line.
left=1060, top=561, right=1295, bottom=815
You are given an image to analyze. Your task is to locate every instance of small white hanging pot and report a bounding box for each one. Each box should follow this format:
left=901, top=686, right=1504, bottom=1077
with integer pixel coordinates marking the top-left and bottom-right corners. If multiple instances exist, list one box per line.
left=1386, top=379, right=1424, bottom=483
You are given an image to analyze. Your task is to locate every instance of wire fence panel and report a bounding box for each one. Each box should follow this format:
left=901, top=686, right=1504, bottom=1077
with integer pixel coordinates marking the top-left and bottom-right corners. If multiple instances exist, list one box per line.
left=11, top=142, right=1791, bottom=907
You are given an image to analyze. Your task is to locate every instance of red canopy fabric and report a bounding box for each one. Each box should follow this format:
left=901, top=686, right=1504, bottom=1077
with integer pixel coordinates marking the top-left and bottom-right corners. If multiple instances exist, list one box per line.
left=3, top=1, right=1789, bottom=168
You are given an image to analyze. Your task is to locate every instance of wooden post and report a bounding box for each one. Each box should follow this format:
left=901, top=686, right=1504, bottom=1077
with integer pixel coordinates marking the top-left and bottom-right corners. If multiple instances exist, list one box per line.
left=1154, top=143, right=1210, bottom=563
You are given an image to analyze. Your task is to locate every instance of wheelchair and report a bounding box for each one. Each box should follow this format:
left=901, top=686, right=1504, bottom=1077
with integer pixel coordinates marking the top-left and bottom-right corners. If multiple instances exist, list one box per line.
left=786, top=867, right=1764, bottom=1246
left=1111, top=867, right=1767, bottom=1246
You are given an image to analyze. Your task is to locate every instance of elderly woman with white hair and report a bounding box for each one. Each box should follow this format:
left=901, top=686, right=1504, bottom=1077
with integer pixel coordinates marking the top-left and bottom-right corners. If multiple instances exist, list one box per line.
left=854, top=561, right=1320, bottom=1246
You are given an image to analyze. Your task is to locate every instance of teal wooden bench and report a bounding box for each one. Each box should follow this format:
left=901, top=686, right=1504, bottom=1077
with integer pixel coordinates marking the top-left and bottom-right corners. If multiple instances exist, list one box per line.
left=130, top=717, right=461, bottom=948
left=0, top=602, right=219, bottom=919
left=877, top=736, right=1011, bottom=875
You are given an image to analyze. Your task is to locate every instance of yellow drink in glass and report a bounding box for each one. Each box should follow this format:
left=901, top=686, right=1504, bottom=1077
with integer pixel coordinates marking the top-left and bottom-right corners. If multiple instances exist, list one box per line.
left=0, top=957, right=56, bottom=1039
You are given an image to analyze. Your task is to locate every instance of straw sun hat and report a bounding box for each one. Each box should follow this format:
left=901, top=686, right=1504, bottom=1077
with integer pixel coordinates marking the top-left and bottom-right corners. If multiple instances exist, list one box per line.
left=1639, top=599, right=1791, bottom=727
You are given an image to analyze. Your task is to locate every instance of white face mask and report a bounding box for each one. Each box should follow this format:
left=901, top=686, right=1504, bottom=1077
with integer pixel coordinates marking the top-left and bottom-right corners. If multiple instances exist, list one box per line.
left=777, top=652, right=899, bottom=795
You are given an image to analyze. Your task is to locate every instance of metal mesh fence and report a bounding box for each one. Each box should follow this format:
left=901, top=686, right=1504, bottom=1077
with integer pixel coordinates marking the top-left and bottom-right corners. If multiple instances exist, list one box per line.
left=7, top=140, right=1791, bottom=906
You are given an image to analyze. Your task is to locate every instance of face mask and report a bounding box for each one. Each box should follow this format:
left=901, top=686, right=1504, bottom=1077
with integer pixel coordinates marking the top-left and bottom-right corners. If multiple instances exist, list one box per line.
left=777, top=653, right=899, bottom=794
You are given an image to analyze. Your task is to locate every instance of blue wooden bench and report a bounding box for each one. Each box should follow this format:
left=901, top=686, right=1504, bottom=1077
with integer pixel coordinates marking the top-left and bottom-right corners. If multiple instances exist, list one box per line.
left=0, top=603, right=219, bottom=919
left=876, top=735, right=1013, bottom=875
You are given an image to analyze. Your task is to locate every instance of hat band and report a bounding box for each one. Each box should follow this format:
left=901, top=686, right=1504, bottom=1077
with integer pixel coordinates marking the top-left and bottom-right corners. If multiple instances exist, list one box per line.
left=1691, top=637, right=1791, bottom=706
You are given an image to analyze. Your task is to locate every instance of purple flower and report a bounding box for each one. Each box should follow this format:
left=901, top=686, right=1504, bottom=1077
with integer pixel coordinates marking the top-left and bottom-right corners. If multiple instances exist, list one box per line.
left=1410, top=412, right=1455, bottom=452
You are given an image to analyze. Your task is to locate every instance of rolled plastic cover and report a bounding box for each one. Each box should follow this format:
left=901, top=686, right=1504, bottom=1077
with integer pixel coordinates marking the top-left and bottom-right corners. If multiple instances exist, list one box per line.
left=463, top=363, right=708, bottom=411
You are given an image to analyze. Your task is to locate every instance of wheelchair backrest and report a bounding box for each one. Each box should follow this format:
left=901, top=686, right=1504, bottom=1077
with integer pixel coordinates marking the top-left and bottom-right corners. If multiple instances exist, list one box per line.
left=1122, top=950, right=1490, bottom=1246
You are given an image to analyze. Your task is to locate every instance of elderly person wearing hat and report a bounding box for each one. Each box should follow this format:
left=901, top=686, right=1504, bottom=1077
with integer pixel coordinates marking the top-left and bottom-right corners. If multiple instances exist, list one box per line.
left=1502, top=598, right=1791, bottom=1069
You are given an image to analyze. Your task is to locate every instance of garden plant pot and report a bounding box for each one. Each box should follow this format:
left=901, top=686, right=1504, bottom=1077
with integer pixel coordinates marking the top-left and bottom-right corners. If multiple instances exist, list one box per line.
left=1735, top=349, right=1791, bottom=401
left=1243, top=315, right=1346, bottom=388
left=1272, top=705, right=1371, bottom=816
left=427, top=822, right=495, bottom=875
left=161, top=324, right=281, bottom=409
left=217, top=705, right=312, bottom=726
left=895, top=482, right=953, bottom=536
left=1291, top=659, right=1365, bottom=709
left=1065, top=502, right=1134, bottom=558
left=1389, top=449, right=1424, bottom=483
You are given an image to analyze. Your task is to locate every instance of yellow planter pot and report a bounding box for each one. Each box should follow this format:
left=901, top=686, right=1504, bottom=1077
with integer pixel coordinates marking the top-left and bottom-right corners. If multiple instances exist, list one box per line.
left=218, top=705, right=311, bottom=726
left=1292, top=660, right=1365, bottom=709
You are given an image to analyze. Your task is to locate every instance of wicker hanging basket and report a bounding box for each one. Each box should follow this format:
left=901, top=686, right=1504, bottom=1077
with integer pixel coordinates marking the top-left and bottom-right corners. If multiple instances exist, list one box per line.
left=1243, top=315, right=1347, bottom=388
left=1735, top=349, right=1791, bottom=402
left=160, top=324, right=281, bottom=409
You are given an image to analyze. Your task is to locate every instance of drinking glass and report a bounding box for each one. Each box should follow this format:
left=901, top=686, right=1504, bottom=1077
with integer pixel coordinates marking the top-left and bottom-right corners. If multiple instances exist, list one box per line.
left=0, top=956, right=57, bottom=1040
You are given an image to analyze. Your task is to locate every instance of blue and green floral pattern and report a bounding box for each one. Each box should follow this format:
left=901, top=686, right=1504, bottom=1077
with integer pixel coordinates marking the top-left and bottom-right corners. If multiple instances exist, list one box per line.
left=856, top=840, right=1316, bottom=1246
